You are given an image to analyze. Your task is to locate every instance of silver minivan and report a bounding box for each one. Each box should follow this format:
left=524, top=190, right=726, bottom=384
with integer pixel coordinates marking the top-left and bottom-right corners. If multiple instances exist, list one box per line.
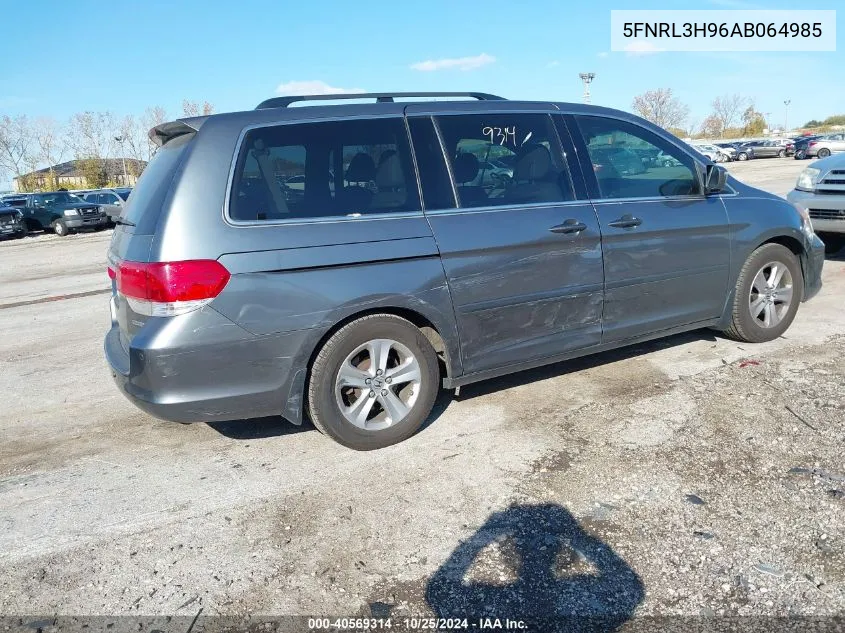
left=105, top=91, right=824, bottom=450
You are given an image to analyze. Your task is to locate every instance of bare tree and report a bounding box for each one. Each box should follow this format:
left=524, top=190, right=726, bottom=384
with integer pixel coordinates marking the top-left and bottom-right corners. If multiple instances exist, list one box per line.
left=0, top=115, right=32, bottom=187
left=631, top=88, right=690, bottom=130
left=66, top=111, right=118, bottom=160
left=699, top=115, right=723, bottom=138
left=140, top=106, right=168, bottom=159
left=711, top=94, right=747, bottom=134
left=181, top=100, right=214, bottom=117
left=34, top=117, right=66, bottom=190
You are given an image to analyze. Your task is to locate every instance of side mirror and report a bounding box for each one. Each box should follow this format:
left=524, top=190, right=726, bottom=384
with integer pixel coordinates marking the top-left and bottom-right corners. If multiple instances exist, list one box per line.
left=705, top=164, right=727, bottom=194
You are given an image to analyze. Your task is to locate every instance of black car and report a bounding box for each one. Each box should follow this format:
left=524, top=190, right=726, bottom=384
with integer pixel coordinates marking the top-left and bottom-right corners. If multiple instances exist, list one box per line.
left=793, top=136, right=822, bottom=160
left=0, top=205, right=27, bottom=239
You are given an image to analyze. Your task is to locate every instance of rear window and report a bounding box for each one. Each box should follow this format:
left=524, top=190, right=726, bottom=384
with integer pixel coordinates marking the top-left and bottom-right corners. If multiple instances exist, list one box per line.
left=228, top=117, right=420, bottom=222
left=120, top=133, right=193, bottom=234
left=116, top=190, right=131, bottom=201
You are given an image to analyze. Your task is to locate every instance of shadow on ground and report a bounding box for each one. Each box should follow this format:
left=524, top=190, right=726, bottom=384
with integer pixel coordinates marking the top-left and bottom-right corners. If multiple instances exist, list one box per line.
left=205, top=328, right=720, bottom=441
left=364, top=503, right=643, bottom=632
left=456, top=328, right=718, bottom=402
left=426, top=504, right=643, bottom=631
left=206, top=416, right=312, bottom=440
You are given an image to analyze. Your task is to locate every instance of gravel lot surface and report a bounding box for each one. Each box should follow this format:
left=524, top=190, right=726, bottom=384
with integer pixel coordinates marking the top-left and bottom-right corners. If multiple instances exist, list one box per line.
left=1, top=158, right=843, bottom=630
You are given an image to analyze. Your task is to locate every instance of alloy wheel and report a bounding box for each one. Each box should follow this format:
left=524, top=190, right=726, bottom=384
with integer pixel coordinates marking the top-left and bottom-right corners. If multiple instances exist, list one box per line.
left=334, top=338, right=422, bottom=430
left=748, top=261, right=793, bottom=328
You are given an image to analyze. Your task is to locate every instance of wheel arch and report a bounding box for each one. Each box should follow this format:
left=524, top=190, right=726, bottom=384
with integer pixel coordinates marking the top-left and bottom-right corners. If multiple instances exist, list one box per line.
left=283, top=300, right=462, bottom=426
left=716, top=232, right=808, bottom=330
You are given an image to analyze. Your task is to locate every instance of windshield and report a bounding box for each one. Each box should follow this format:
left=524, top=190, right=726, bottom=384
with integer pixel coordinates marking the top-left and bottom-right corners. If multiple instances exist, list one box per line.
left=41, top=192, right=84, bottom=205
left=116, top=190, right=131, bottom=201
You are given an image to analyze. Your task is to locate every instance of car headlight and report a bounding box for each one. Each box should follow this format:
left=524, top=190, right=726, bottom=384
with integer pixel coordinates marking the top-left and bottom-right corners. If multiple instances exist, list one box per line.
left=796, top=167, right=821, bottom=192
left=63, top=209, right=79, bottom=216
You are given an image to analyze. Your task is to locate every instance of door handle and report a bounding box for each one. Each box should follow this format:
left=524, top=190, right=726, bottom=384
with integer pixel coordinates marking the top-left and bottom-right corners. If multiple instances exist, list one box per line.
left=549, top=219, right=588, bottom=234
left=608, top=214, right=642, bottom=229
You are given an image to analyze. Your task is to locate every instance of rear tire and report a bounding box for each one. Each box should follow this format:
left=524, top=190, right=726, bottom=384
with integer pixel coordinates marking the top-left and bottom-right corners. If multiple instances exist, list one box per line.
left=818, top=148, right=831, bottom=158
left=723, top=243, right=803, bottom=343
left=778, top=149, right=786, bottom=158
left=738, top=152, right=749, bottom=161
left=306, top=314, right=440, bottom=450
left=51, top=219, right=68, bottom=236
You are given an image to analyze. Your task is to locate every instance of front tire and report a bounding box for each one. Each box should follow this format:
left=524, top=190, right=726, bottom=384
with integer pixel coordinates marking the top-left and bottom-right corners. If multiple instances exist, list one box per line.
left=738, top=152, right=749, bottom=161
left=723, top=244, right=803, bottom=343
left=51, top=219, right=69, bottom=236
left=818, top=148, right=831, bottom=158
left=306, top=314, right=440, bottom=450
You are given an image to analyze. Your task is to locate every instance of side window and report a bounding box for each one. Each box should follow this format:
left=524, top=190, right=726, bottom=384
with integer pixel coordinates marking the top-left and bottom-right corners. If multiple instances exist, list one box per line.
left=575, top=116, right=701, bottom=200
left=229, top=118, right=420, bottom=222
left=407, top=117, right=456, bottom=211
left=435, top=113, right=574, bottom=209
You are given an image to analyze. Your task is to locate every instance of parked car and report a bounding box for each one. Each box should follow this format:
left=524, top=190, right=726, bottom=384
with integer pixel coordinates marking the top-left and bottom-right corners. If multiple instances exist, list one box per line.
left=734, top=143, right=757, bottom=161
left=691, top=143, right=729, bottom=163
left=736, top=140, right=791, bottom=159
left=793, top=135, right=823, bottom=160
left=83, top=188, right=131, bottom=224
left=0, top=194, right=27, bottom=207
left=589, top=146, right=647, bottom=175
left=765, top=138, right=795, bottom=156
left=0, top=205, right=27, bottom=240
left=787, top=153, right=845, bottom=245
left=17, top=191, right=108, bottom=236
left=804, top=133, right=845, bottom=159
left=104, top=90, right=824, bottom=450
left=714, top=143, right=738, bottom=161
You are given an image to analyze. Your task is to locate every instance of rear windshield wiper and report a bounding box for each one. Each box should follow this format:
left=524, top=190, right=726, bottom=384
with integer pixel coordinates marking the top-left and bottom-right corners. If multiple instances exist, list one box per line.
left=114, top=217, right=136, bottom=227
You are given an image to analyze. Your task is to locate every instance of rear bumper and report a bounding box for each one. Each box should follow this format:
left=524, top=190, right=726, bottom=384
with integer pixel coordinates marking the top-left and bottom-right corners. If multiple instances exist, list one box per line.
left=104, top=304, right=318, bottom=424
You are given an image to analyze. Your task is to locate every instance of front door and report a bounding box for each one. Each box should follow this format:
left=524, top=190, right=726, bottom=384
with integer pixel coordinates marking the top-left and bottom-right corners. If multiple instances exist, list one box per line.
left=408, top=111, right=604, bottom=375
left=566, top=114, right=731, bottom=343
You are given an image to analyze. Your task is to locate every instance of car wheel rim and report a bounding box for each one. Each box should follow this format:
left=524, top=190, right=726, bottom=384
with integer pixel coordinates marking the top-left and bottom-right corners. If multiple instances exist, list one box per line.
left=334, top=338, right=422, bottom=430
left=748, top=261, right=793, bottom=329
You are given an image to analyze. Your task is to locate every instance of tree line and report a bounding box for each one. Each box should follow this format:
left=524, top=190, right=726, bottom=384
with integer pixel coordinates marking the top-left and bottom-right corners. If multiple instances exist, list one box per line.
left=0, top=100, right=213, bottom=191
left=631, top=88, right=842, bottom=140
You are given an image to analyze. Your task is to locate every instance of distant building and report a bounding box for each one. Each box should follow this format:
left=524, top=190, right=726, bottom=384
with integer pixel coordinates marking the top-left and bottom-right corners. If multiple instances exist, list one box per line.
left=13, top=158, right=147, bottom=192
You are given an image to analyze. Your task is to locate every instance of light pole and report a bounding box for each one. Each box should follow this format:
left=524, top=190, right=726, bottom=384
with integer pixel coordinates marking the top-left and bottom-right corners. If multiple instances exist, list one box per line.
left=579, top=73, right=596, bottom=105
left=783, top=100, right=791, bottom=134
left=114, top=136, right=127, bottom=185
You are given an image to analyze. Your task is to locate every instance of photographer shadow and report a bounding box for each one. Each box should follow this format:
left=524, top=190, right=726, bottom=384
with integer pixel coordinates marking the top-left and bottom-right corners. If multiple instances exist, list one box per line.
left=425, top=503, right=644, bottom=633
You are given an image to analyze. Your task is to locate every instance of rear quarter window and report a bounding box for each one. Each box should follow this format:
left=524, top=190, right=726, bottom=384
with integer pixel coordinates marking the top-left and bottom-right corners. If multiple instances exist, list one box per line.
left=228, top=118, right=420, bottom=222
left=121, top=133, right=194, bottom=234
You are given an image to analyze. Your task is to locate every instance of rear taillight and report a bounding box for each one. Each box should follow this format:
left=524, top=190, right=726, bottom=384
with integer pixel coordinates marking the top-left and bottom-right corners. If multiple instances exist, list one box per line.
left=107, top=267, right=116, bottom=280
left=809, top=141, right=818, bottom=147
left=114, top=260, right=230, bottom=317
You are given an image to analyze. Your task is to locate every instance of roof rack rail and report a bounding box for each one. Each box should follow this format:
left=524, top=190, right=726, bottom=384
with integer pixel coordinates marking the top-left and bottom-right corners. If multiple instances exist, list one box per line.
left=255, top=91, right=506, bottom=110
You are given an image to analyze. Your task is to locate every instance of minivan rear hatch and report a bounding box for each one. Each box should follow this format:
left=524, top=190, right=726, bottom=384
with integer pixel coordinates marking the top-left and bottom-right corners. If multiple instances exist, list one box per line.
left=108, top=120, right=202, bottom=343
